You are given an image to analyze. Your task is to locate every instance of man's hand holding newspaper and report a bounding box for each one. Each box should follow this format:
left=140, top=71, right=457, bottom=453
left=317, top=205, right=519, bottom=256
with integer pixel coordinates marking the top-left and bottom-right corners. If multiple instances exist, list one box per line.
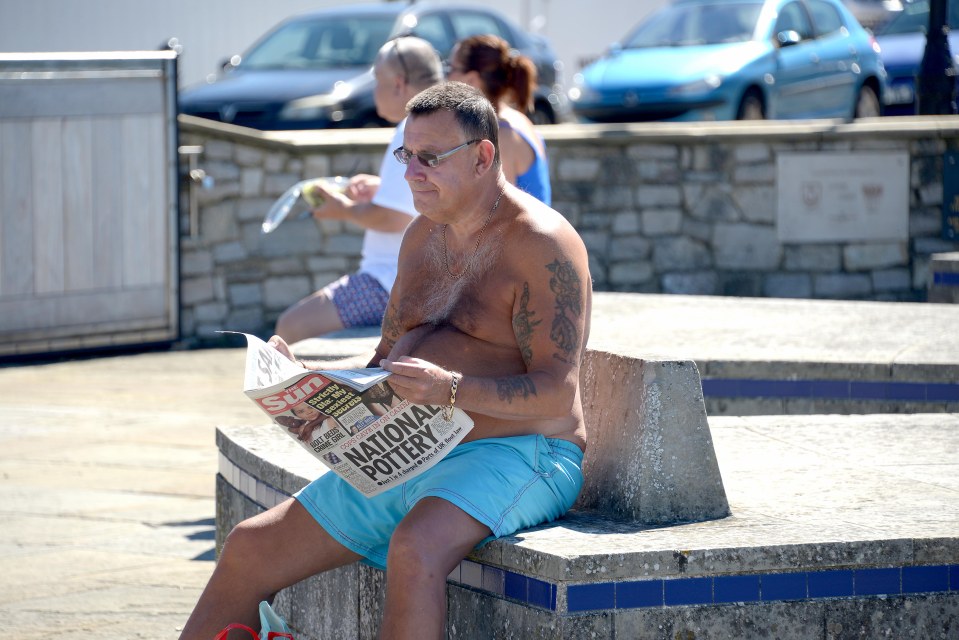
left=236, top=333, right=474, bottom=497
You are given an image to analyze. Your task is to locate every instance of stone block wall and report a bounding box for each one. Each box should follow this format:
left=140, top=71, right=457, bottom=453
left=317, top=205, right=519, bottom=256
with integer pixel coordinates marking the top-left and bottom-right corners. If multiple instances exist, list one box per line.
left=177, top=116, right=959, bottom=343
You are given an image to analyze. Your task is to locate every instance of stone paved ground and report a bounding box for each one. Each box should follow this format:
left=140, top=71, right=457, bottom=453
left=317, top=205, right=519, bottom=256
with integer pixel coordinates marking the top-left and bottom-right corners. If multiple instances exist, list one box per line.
left=0, top=347, right=262, bottom=640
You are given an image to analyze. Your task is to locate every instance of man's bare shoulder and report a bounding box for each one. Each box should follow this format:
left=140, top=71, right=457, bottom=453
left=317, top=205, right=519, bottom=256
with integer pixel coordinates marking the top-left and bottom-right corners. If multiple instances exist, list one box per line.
left=405, top=213, right=436, bottom=235
left=508, top=194, right=585, bottom=252
left=397, top=214, right=437, bottom=257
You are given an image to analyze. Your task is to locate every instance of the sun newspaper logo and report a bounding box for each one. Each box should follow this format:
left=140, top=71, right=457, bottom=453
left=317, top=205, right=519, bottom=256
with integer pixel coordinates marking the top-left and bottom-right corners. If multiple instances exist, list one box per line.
left=254, top=373, right=332, bottom=415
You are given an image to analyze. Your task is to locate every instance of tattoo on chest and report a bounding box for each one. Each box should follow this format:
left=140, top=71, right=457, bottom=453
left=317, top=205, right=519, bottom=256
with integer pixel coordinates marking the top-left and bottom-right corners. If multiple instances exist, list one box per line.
left=496, top=376, right=537, bottom=403
left=547, top=259, right=582, bottom=364
left=512, top=282, right=541, bottom=368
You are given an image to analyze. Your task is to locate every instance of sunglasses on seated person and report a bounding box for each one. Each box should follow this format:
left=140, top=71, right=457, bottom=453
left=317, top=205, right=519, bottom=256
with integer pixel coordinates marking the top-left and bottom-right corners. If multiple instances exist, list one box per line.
left=393, top=139, right=480, bottom=168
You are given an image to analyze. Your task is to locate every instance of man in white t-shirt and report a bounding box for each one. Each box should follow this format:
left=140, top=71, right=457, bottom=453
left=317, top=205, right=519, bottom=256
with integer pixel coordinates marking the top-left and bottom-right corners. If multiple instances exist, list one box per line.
left=274, top=37, right=442, bottom=344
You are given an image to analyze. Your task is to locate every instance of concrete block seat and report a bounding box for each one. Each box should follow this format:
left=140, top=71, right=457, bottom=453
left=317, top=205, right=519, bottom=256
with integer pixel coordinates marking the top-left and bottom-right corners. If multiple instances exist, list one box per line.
left=216, top=322, right=959, bottom=638
left=586, top=293, right=959, bottom=416
left=929, top=252, right=959, bottom=304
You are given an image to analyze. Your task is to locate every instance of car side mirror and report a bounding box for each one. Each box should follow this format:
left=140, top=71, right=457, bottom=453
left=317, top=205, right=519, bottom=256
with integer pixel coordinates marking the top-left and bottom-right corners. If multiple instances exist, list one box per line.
left=776, top=30, right=802, bottom=47
left=220, top=55, right=241, bottom=72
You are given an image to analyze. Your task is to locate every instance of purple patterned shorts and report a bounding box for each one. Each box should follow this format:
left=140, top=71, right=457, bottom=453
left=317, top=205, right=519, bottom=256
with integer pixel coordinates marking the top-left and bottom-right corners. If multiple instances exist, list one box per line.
left=325, top=272, right=390, bottom=328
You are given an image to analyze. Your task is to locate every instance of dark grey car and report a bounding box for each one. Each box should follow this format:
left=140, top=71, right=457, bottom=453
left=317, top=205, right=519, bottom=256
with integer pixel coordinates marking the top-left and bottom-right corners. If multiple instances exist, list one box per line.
left=178, top=2, right=568, bottom=130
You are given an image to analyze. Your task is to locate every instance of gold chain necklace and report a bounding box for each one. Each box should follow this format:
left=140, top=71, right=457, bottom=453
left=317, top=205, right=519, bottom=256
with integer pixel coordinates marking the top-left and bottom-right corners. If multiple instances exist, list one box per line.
left=442, top=188, right=504, bottom=279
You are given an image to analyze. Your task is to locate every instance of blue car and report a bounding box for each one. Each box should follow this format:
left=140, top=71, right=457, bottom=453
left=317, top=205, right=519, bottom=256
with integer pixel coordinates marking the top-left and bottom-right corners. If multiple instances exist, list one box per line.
left=179, top=2, right=567, bottom=130
left=569, top=0, right=887, bottom=122
left=874, top=0, right=959, bottom=116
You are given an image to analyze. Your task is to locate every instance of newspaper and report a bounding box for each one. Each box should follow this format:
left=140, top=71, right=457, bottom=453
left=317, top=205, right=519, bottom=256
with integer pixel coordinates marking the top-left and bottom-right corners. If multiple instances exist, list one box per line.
left=237, top=333, right=474, bottom=497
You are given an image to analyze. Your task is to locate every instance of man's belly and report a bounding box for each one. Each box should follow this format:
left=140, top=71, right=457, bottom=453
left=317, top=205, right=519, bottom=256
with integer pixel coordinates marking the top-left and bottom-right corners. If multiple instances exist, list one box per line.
left=391, top=324, right=585, bottom=446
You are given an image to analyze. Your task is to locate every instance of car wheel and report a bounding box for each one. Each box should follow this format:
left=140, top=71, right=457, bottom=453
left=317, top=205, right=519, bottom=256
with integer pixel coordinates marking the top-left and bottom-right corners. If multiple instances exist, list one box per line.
left=529, top=101, right=555, bottom=125
left=854, top=85, right=881, bottom=119
left=736, top=90, right=765, bottom=120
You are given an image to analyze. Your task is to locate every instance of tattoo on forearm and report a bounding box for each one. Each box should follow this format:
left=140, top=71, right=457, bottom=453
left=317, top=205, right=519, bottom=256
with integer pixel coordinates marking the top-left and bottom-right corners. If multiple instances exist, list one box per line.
left=512, top=282, right=541, bottom=368
left=496, top=376, right=537, bottom=403
left=546, top=260, right=583, bottom=364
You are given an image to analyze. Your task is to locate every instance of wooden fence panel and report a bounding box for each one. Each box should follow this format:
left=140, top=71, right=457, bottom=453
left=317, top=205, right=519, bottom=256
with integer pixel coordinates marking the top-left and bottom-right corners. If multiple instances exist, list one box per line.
left=0, top=52, right=180, bottom=355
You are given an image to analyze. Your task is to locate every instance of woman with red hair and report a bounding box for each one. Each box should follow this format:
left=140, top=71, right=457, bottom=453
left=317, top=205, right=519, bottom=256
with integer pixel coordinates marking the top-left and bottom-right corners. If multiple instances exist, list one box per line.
left=445, top=34, right=551, bottom=205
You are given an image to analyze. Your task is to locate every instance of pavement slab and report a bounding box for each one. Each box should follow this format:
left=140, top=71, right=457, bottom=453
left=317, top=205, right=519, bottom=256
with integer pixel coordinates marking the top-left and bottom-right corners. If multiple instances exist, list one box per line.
left=0, top=347, right=261, bottom=638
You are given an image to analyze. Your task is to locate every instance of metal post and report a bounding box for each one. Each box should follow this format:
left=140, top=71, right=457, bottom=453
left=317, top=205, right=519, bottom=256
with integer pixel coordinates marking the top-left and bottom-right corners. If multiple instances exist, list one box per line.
left=178, top=145, right=207, bottom=238
left=916, top=0, right=958, bottom=114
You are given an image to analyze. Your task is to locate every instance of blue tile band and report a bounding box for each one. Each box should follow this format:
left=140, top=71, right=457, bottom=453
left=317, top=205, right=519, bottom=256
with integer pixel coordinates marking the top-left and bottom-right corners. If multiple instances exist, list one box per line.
left=220, top=454, right=958, bottom=614
left=933, top=271, right=959, bottom=286
left=702, top=378, right=959, bottom=402
left=569, top=582, right=616, bottom=612
left=450, top=560, right=959, bottom=613
left=557, top=565, right=959, bottom=613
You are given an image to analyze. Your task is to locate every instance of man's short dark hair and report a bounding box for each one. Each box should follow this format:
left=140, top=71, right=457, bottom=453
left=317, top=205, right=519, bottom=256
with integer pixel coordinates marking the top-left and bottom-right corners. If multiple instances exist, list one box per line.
left=407, top=81, right=500, bottom=167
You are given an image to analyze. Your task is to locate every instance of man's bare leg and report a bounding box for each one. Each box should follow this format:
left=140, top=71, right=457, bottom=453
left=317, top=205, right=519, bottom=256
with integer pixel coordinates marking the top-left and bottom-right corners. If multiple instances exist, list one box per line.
left=179, top=498, right=361, bottom=640
left=379, top=497, right=492, bottom=640
left=274, top=289, right=344, bottom=344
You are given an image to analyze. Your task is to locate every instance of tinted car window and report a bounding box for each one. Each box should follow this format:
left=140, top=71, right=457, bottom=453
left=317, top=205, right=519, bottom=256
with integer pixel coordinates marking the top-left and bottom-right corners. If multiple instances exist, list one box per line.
left=697, top=4, right=759, bottom=42
left=449, top=11, right=511, bottom=42
left=875, top=0, right=959, bottom=33
left=409, top=13, right=453, bottom=54
left=244, top=16, right=396, bottom=69
left=623, top=2, right=761, bottom=47
left=806, top=0, right=845, bottom=35
left=622, top=6, right=689, bottom=47
left=775, top=2, right=814, bottom=39
left=243, top=23, right=313, bottom=69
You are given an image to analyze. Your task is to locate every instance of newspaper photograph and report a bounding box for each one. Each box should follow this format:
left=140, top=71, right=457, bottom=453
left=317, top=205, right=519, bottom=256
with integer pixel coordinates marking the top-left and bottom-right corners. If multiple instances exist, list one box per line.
left=236, top=333, right=474, bottom=497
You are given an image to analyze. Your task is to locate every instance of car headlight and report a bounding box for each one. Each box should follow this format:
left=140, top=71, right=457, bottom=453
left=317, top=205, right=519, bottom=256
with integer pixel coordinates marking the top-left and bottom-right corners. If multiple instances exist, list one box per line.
left=278, top=81, right=353, bottom=121
left=667, top=75, right=723, bottom=96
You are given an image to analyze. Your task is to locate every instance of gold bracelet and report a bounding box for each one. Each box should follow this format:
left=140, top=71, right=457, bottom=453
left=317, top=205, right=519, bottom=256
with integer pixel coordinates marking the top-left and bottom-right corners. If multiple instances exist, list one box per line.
left=444, top=371, right=460, bottom=421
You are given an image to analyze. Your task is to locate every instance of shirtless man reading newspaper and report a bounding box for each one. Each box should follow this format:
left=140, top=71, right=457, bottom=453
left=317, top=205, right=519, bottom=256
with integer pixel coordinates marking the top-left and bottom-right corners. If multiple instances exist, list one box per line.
left=179, top=81, right=592, bottom=640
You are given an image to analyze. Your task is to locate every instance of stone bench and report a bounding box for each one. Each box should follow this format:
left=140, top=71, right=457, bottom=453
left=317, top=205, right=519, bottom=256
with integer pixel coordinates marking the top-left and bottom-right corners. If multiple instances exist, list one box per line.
left=215, top=345, right=730, bottom=638
left=216, top=328, right=959, bottom=639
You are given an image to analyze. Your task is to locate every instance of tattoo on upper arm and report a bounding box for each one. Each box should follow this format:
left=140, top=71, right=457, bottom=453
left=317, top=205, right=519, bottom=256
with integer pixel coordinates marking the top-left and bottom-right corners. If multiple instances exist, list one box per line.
left=512, top=282, right=541, bottom=368
left=380, top=303, right=401, bottom=352
left=546, top=259, right=583, bottom=364
left=496, top=376, right=537, bottom=403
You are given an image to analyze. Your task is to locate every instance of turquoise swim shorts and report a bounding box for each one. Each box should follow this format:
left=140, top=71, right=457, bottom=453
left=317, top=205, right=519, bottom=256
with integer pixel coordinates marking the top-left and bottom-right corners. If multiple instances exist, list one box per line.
left=294, top=435, right=584, bottom=570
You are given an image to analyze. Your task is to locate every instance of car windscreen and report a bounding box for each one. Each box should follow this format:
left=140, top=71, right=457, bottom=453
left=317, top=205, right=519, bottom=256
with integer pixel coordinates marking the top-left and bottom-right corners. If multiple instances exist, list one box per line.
left=242, top=15, right=397, bottom=70
left=621, top=1, right=763, bottom=47
left=875, top=0, right=959, bottom=34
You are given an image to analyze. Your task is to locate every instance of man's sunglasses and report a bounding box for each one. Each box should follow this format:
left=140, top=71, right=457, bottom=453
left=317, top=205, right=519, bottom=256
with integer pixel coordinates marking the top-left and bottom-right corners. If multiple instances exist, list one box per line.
left=392, top=139, right=480, bottom=168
